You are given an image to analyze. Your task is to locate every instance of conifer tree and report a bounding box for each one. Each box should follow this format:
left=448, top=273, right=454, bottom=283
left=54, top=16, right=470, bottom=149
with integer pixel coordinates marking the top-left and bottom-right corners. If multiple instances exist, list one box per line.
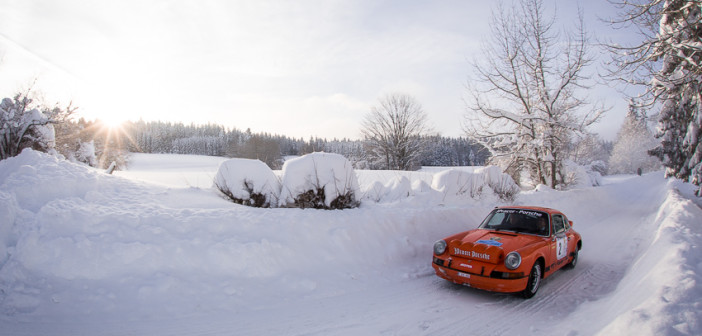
left=609, top=101, right=661, bottom=174
left=609, top=0, right=702, bottom=195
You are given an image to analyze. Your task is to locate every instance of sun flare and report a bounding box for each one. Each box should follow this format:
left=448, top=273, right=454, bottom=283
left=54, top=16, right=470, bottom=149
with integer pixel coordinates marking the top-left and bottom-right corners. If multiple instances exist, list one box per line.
left=98, top=116, right=126, bottom=130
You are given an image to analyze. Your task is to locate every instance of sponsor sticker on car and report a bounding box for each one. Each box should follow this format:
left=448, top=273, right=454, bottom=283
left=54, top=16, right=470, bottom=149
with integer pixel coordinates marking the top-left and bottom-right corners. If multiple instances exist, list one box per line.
left=476, top=239, right=503, bottom=247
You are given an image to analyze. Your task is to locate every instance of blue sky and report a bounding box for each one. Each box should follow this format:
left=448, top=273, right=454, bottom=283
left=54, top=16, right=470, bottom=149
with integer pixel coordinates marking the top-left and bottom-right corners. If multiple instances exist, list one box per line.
left=0, top=0, right=638, bottom=140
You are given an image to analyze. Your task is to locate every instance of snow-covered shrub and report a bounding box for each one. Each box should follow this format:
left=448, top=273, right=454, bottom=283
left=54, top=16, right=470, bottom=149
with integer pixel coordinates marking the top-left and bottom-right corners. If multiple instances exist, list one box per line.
left=411, top=179, right=434, bottom=193
left=72, top=140, right=98, bottom=166
left=376, top=176, right=413, bottom=203
left=477, top=166, right=521, bottom=201
left=432, top=169, right=484, bottom=199
left=279, top=152, right=360, bottom=209
left=432, top=166, right=519, bottom=201
left=359, top=172, right=438, bottom=204
left=563, top=160, right=602, bottom=188
left=214, top=158, right=281, bottom=208
left=362, top=181, right=386, bottom=202
left=363, top=176, right=413, bottom=203
left=0, top=95, right=57, bottom=160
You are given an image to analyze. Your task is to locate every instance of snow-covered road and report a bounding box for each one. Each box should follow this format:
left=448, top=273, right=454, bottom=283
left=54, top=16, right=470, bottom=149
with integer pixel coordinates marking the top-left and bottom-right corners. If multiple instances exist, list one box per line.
left=1, top=152, right=700, bottom=335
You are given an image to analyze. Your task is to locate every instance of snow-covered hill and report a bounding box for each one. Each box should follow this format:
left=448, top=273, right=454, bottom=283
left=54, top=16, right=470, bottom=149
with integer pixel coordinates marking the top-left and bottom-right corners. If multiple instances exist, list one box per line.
left=0, top=150, right=700, bottom=335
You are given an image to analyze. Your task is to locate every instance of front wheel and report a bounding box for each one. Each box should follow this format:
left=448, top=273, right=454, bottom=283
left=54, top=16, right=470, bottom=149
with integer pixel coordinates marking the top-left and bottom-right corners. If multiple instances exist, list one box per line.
left=521, top=263, right=542, bottom=299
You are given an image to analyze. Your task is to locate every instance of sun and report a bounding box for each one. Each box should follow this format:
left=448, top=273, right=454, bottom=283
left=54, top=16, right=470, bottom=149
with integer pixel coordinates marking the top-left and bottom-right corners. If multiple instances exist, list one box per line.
left=98, top=115, right=127, bottom=131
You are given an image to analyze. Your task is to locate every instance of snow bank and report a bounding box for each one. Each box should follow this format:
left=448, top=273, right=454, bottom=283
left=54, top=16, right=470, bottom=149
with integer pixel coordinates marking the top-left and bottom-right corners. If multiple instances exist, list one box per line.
left=2, top=151, right=700, bottom=336
left=0, top=150, right=483, bottom=328
left=278, top=152, right=360, bottom=208
left=214, top=158, right=281, bottom=207
left=0, top=149, right=101, bottom=212
left=0, top=190, right=18, bottom=265
left=572, top=181, right=702, bottom=335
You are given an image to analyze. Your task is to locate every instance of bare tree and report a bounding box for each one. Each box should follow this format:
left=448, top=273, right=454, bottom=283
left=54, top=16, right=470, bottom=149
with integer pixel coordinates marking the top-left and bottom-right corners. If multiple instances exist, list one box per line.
left=464, top=0, right=603, bottom=188
left=361, top=94, right=431, bottom=170
left=239, top=134, right=283, bottom=169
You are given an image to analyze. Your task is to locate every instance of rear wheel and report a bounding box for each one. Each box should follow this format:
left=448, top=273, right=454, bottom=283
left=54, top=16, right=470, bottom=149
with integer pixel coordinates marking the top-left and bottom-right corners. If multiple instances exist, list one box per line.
left=521, top=263, right=542, bottom=299
left=566, top=248, right=579, bottom=269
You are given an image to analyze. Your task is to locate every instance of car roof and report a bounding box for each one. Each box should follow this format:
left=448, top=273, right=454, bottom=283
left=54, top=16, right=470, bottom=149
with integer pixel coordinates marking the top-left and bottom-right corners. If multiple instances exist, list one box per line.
left=495, top=205, right=562, bottom=215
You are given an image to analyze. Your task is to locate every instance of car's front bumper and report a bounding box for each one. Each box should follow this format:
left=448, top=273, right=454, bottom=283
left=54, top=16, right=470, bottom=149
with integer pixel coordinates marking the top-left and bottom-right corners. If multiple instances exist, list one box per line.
left=432, top=257, right=528, bottom=293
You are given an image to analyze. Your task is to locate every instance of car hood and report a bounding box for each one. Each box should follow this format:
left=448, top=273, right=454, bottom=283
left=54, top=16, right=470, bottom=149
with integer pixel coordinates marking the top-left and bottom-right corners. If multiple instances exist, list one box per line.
left=446, top=229, right=543, bottom=264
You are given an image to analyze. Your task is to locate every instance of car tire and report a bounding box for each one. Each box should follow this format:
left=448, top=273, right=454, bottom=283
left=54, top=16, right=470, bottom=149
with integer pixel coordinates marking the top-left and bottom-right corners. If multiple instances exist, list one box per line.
left=521, top=262, right=542, bottom=299
left=566, top=248, right=579, bottom=269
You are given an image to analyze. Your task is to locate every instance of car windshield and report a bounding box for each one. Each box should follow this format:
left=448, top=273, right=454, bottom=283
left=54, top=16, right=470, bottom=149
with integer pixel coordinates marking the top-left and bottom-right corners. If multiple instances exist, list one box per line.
left=478, top=209, right=549, bottom=236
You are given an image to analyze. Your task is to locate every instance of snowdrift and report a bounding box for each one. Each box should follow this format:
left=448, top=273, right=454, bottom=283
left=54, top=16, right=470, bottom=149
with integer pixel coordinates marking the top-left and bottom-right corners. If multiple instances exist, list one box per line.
left=0, top=150, right=700, bottom=336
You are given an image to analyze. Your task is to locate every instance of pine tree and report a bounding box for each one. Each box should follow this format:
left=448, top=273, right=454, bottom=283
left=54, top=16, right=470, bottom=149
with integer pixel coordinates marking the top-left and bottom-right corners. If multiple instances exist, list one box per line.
left=609, top=0, right=702, bottom=195
left=649, top=1, right=702, bottom=195
left=609, top=101, right=661, bottom=174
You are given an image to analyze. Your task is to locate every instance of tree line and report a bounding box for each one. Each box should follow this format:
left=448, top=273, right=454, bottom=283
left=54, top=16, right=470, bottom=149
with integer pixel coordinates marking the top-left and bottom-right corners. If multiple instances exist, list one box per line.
left=52, top=118, right=489, bottom=170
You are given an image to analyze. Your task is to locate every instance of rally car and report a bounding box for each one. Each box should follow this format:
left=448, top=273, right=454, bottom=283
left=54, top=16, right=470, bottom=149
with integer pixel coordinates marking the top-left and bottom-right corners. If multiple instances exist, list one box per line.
left=432, top=206, right=582, bottom=298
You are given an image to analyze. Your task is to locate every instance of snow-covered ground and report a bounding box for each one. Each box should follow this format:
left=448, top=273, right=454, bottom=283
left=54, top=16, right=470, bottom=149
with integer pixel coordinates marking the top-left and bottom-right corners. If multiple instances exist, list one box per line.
left=1, top=150, right=700, bottom=335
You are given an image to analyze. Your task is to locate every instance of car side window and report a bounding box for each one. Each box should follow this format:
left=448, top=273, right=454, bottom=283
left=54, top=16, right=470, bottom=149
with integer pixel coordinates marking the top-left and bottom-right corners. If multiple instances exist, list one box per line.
left=553, top=215, right=566, bottom=234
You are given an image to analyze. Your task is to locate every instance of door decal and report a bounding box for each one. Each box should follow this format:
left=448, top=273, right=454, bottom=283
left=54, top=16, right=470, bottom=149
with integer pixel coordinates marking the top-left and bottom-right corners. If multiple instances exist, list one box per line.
left=556, top=237, right=567, bottom=260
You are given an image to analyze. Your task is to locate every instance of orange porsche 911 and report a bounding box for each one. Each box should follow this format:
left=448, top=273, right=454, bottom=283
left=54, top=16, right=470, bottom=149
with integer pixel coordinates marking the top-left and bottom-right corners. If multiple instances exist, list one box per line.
left=432, top=206, right=582, bottom=298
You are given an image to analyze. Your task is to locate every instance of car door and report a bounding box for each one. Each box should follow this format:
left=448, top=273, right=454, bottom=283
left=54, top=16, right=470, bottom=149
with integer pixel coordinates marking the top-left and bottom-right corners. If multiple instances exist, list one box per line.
left=548, top=214, right=569, bottom=273
left=562, top=215, right=577, bottom=261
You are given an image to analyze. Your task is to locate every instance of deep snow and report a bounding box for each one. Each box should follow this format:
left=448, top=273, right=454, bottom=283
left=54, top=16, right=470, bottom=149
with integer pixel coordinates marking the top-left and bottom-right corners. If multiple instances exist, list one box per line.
left=0, top=150, right=700, bottom=335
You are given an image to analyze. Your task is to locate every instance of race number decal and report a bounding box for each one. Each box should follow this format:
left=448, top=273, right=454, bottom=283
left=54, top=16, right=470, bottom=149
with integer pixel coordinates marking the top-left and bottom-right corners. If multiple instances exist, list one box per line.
left=556, top=237, right=567, bottom=260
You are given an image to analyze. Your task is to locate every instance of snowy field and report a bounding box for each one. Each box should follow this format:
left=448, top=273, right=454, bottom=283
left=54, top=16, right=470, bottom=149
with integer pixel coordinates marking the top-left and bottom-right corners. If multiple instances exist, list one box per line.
left=1, top=151, right=701, bottom=335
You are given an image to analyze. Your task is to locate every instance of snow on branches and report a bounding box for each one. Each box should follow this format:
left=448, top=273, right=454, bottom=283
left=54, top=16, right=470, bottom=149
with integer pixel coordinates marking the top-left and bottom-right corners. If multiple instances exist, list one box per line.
left=649, top=1, right=702, bottom=195
left=464, top=0, right=603, bottom=189
left=609, top=0, right=702, bottom=195
left=0, top=94, right=61, bottom=160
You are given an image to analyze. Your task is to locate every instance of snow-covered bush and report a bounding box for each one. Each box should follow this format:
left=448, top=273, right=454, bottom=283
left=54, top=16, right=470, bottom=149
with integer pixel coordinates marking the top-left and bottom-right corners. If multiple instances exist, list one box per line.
left=71, top=140, right=98, bottom=166
left=0, top=95, right=58, bottom=160
left=477, top=166, right=521, bottom=200
left=214, top=158, right=281, bottom=208
left=563, top=160, right=603, bottom=188
left=363, top=176, right=414, bottom=203
left=362, top=181, right=386, bottom=202
left=432, top=169, right=484, bottom=199
left=279, top=152, right=360, bottom=209
left=431, top=166, right=519, bottom=201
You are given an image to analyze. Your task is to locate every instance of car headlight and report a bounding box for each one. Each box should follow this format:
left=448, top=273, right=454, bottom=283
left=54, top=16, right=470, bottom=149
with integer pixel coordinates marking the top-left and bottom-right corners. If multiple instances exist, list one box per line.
left=505, top=252, right=522, bottom=270
left=434, top=240, right=447, bottom=255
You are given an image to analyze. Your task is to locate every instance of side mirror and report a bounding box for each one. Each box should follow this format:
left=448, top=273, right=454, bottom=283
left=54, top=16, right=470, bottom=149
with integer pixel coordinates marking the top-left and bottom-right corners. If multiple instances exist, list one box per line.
left=569, top=220, right=574, bottom=228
